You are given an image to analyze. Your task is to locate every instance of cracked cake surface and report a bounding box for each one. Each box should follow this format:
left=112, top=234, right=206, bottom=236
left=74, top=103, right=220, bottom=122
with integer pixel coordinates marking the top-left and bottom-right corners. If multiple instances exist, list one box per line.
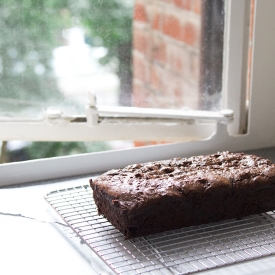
left=90, top=152, right=275, bottom=239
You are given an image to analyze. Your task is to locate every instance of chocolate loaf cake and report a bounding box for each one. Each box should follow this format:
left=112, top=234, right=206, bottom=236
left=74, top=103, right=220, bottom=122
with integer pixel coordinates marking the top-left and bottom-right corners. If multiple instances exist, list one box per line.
left=90, top=152, right=275, bottom=239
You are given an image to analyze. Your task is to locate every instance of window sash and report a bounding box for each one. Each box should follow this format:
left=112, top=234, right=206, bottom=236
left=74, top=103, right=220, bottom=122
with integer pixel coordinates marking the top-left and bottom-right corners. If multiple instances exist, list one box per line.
left=0, top=0, right=246, bottom=142
left=222, top=0, right=250, bottom=135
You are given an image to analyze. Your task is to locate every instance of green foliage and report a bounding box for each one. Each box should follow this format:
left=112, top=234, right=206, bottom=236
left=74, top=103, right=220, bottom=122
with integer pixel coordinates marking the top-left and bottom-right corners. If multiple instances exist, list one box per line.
left=0, top=0, right=133, bottom=108
left=5, top=141, right=111, bottom=162
left=24, top=141, right=110, bottom=160
left=0, top=0, right=67, bottom=116
left=67, top=0, right=134, bottom=105
left=78, top=1, right=133, bottom=54
left=0, top=0, right=134, bottom=161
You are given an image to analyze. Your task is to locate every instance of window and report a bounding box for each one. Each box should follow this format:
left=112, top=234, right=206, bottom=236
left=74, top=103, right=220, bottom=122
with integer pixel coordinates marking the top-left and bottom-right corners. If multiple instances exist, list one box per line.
left=2, top=0, right=275, bottom=186
left=0, top=0, right=229, bottom=162
left=0, top=1, right=228, bottom=139
left=0, top=0, right=224, bottom=116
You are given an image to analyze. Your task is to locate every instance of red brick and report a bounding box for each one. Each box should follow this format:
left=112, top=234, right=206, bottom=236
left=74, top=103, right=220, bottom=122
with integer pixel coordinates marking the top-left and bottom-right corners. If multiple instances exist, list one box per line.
left=247, top=0, right=255, bottom=95
left=134, top=2, right=148, bottom=22
left=133, top=53, right=146, bottom=82
left=180, top=21, right=198, bottom=46
left=161, top=71, right=184, bottom=107
left=134, top=141, right=151, bottom=147
left=134, top=141, right=170, bottom=147
left=180, top=49, right=190, bottom=76
left=151, top=35, right=167, bottom=64
left=150, top=65, right=161, bottom=90
left=163, top=14, right=181, bottom=40
left=189, top=53, right=200, bottom=84
left=173, top=0, right=182, bottom=7
left=167, top=44, right=185, bottom=74
left=174, top=0, right=192, bottom=10
left=182, top=0, right=192, bottom=10
left=192, top=0, right=201, bottom=14
left=249, top=0, right=255, bottom=39
left=132, top=0, right=202, bottom=111
left=132, top=81, right=147, bottom=107
left=246, top=46, right=252, bottom=97
left=133, top=80, right=159, bottom=108
left=133, top=27, right=150, bottom=55
left=173, top=84, right=183, bottom=104
left=158, top=0, right=174, bottom=4
left=152, top=8, right=163, bottom=31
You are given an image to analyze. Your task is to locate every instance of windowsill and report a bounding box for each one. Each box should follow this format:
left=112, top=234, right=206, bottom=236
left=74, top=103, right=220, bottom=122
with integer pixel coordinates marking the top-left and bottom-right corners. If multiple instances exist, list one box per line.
left=0, top=175, right=114, bottom=275
left=2, top=147, right=275, bottom=275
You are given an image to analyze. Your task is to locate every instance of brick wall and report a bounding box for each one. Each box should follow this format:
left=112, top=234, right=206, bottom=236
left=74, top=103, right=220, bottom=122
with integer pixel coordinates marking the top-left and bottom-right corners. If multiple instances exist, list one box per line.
left=132, top=0, right=202, bottom=110
left=247, top=0, right=255, bottom=100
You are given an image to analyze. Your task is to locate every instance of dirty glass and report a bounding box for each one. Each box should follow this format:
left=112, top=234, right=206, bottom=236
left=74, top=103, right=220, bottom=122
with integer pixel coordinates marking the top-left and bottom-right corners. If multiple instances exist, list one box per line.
left=0, top=0, right=224, bottom=119
left=0, top=0, right=225, bottom=163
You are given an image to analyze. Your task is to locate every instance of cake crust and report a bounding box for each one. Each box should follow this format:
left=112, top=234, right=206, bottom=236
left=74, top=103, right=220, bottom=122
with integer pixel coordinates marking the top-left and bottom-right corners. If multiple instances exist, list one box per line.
left=90, top=152, right=275, bottom=239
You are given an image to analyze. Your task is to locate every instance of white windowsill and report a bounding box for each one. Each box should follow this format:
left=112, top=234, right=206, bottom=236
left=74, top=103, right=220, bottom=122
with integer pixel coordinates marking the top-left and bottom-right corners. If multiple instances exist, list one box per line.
left=1, top=146, right=275, bottom=275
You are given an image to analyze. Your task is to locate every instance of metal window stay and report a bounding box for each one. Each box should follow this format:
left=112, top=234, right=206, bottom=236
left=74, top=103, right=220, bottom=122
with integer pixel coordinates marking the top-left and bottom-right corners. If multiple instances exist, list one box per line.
left=0, top=92, right=233, bottom=141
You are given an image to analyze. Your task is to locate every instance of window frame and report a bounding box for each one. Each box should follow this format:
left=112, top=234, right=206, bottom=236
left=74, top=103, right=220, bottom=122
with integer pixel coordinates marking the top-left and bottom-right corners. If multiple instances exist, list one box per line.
left=222, top=0, right=251, bottom=135
left=2, top=0, right=275, bottom=187
left=0, top=0, right=242, bottom=142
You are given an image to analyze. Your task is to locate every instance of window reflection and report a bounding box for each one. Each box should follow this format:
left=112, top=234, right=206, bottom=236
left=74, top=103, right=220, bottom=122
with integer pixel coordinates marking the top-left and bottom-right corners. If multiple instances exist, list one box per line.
left=133, top=0, right=202, bottom=109
left=200, top=0, right=224, bottom=110
left=0, top=0, right=225, bottom=118
left=0, top=0, right=226, bottom=162
left=132, top=0, right=224, bottom=111
left=0, top=0, right=133, bottom=117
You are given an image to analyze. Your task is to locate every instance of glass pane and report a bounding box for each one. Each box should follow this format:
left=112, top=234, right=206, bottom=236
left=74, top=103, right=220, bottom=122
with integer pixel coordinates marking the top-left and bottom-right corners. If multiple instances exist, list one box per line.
left=0, top=0, right=133, bottom=118
left=0, top=0, right=224, bottom=119
left=0, top=0, right=226, bottom=163
left=132, top=0, right=224, bottom=111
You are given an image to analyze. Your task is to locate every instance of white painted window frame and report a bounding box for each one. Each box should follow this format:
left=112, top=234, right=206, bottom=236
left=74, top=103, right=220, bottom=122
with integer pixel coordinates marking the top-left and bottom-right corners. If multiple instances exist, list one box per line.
left=0, top=0, right=244, bottom=142
left=1, top=0, right=275, bottom=187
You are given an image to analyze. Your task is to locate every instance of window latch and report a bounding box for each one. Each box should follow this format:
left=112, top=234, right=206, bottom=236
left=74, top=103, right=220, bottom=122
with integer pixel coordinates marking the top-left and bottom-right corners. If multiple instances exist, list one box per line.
left=85, top=93, right=234, bottom=126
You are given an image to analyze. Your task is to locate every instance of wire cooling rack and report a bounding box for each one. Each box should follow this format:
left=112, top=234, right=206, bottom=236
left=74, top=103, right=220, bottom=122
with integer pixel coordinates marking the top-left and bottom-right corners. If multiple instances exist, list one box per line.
left=45, top=185, right=275, bottom=275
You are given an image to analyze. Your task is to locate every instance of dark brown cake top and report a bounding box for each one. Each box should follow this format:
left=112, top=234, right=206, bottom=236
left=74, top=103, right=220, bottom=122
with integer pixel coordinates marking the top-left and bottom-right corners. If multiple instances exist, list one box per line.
left=92, top=152, right=275, bottom=209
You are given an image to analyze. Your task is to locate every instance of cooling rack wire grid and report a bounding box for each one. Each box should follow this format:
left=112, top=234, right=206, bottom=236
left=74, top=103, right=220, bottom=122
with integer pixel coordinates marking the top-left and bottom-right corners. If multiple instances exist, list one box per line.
left=45, top=185, right=275, bottom=275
